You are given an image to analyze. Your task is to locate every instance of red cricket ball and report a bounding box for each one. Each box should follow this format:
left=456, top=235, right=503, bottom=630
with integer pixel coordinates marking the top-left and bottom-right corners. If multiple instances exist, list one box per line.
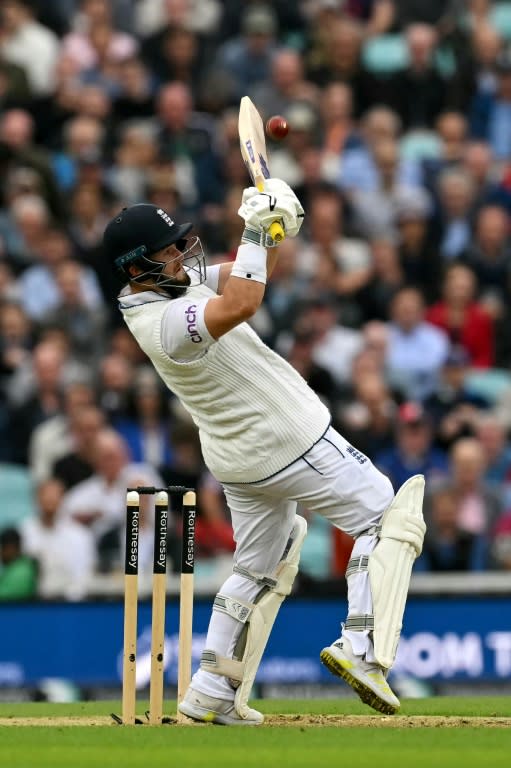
left=265, top=115, right=289, bottom=141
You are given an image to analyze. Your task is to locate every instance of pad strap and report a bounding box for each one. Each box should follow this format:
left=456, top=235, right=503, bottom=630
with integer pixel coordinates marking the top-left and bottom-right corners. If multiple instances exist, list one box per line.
left=345, top=614, right=375, bottom=631
left=345, top=554, right=369, bottom=578
left=232, top=564, right=277, bottom=589
left=213, top=594, right=254, bottom=624
left=200, top=650, right=244, bottom=682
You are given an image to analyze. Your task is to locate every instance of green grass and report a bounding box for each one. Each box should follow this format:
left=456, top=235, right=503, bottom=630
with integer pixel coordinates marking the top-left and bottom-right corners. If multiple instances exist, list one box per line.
left=0, top=699, right=510, bottom=768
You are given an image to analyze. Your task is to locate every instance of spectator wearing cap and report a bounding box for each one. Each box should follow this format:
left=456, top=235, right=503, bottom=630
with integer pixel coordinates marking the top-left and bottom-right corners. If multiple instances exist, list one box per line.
left=375, top=402, right=448, bottom=491
left=423, top=345, right=490, bottom=450
left=213, top=4, right=278, bottom=100
left=0, top=0, right=60, bottom=96
left=426, top=263, right=494, bottom=368
left=386, top=286, right=450, bottom=402
left=470, top=51, right=511, bottom=160
left=414, top=487, right=489, bottom=572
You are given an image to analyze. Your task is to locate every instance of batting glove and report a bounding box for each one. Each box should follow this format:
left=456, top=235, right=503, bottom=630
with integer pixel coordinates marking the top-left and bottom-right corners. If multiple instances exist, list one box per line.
left=238, top=178, right=305, bottom=246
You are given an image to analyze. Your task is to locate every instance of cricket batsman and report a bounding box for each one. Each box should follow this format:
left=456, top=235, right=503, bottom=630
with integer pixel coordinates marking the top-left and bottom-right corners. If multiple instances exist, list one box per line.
left=103, top=178, right=426, bottom=724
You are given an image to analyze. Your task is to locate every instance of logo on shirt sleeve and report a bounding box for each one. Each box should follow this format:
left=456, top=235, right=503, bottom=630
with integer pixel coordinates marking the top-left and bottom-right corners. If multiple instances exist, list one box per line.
left=185, top=304, right=202, bottom=343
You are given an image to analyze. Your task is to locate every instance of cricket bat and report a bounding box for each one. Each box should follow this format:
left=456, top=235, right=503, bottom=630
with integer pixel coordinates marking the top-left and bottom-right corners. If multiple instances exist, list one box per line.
left=238, top=96, right=285, bottom=243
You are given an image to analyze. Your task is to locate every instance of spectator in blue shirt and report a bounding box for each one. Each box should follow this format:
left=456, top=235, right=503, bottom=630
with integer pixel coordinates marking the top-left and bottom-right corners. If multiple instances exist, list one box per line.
left=470, top=51, right=511, bottom=160
left=376, top=401, right=449, bottom=491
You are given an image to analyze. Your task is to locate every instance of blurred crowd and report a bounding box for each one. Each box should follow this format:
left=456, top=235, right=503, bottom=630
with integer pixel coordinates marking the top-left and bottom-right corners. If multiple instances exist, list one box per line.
left=2, top=0, right=511, bottom=600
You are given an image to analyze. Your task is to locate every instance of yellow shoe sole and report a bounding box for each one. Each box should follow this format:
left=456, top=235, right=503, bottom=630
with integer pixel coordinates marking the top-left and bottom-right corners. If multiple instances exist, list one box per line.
left=320, top=649, right=399, bottom=715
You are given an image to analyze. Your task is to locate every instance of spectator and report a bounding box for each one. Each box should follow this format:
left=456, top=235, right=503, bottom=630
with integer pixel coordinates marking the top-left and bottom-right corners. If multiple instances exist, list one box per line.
left=434, top=168, right=476, bottom=261
left=386, top=286, right=450, bottom=401
left=395, top=189, right=441, bottom=302
left=0, top=301, right=33, bottom=394
left=52, top=404, right=105, bottom=489
left=357, top=237, right=405, bottom=322
left=386, top=24, right=449, bottom=130
left=279, top=297, right=363, bottom=386
left=214, top=4, right=278, bottom=100
left=21, top=478, right=96, bottom=599
left=424, top=344, right=490, bottom=449
left=474, top=413, right=511, bottom=493
left=38, top=260, right=108, bottom=362
left=376, top=401, right=449, bottom=491
left=267, top=101, right=319, bottom=189
left=339, top=372, right=396, bottom=459
left=28, top=379, right=96, bottom=485
left=426, top=263, right=494, bottom=367
left=428, top=437, right=503, bottom=536
left=0, top=0, right=60, bottom=96
left=250, top=47, right=319, bottom=120
left=156, top=81, right=220, bottom=206
left=416, top=488, right=489, bottom=572
left=113, top=366, right=174, bottom=469
left=339, top=106, right=420, bottom=196
left=461, top=205, right=511, bottom=318
left=61, top=0, right=138, bottom=73
left=59, top=428, right=162, bottom=571
left=19, top=227, right=103, bottom=321
left=7, top=341, right=66, bottom=464
left=0, top=527, right=37, bottom=600
left=470, top=51, right=511, bottom=160
left=296, top=188, right=372, bottom=326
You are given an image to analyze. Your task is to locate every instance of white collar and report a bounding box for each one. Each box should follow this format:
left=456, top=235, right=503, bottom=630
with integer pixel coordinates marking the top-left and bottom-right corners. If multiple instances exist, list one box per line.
left=118, top=286, right=167, bottom=308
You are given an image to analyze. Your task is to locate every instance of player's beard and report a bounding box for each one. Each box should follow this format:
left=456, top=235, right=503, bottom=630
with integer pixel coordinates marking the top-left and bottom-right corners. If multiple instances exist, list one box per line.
left=159, top=269, right=191, bottom=298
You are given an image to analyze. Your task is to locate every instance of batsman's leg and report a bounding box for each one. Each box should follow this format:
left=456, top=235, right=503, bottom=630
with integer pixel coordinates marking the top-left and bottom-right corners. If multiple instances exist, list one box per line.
left=321, top=475, right=426, bottom=714
left=179, top=495, right=306, bottom=725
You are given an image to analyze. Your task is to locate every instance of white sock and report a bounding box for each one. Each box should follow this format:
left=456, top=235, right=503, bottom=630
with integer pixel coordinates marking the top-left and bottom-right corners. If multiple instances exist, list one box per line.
left=342, top=532, right=378, bottom=662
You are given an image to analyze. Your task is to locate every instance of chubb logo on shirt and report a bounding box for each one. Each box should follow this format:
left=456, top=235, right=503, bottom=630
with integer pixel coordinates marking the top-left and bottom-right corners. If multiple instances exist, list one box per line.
left=185, top=304, right=202, bottom=343
left=157, top=208, right=174, bottom=227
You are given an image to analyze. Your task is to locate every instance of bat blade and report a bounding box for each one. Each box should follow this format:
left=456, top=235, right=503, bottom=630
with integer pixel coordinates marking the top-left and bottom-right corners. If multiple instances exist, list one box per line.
left=238, top=96, right=284, bottom=242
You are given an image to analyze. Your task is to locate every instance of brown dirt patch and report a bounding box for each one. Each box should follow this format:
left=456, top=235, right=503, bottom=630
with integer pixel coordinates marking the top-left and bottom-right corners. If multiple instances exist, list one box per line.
left=1, top=714, right=510, bottom=728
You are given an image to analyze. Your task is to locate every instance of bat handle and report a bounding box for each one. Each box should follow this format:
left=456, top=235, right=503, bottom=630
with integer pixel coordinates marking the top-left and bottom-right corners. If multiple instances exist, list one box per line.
left=268, top=220, right=285, bottom=243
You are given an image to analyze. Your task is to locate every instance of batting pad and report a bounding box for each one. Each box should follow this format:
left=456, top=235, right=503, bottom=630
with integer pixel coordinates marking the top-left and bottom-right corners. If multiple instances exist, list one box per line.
left=368, top=474, right=426, bottom=669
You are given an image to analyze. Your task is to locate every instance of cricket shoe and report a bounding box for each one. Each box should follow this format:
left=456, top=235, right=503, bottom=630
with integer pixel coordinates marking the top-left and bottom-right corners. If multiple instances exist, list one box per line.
left=320, top=636, right=400, bottom=715
left=178, top=688, right=264, bottom=725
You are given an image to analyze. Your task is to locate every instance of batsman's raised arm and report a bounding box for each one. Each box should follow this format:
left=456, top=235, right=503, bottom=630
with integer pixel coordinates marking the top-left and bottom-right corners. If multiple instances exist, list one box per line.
left=203, top=178, right=303, bottom=339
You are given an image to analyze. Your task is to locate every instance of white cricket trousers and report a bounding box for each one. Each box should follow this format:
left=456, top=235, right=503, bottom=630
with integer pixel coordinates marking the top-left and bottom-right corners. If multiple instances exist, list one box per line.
left=191, top=426, right=394, bottom=699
